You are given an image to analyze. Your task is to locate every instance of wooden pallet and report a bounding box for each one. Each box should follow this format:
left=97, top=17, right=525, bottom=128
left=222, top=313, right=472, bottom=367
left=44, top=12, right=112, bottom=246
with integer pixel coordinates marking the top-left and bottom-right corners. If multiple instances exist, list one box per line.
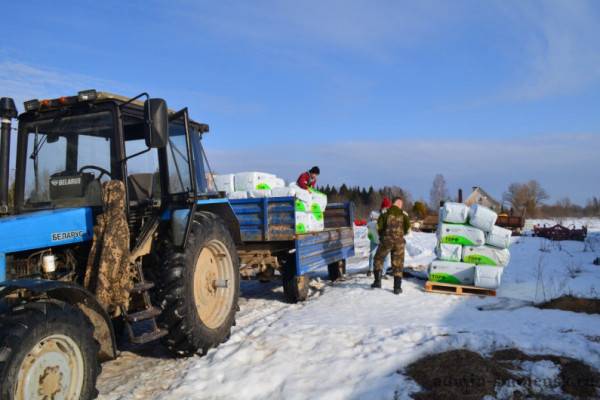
left=424, top=281, right=496, bottom=297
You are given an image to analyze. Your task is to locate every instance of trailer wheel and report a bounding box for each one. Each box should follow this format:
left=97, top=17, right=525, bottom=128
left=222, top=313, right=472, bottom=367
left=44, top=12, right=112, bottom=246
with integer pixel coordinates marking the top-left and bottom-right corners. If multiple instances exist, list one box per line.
left=156, top=212, right=240, bottom=356
left=0, top=301, right=100, bottom=400
left=282, top=256, right=309, bottom=303
left=328, top=259, right=347, bottom=281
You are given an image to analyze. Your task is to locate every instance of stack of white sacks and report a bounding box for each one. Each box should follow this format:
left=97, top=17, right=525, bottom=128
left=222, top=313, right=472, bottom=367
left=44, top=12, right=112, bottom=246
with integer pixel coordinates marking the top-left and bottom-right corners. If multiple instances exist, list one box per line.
left=213, top=172, right=327, bottom=234
left=428, top=202, right=512, bottom=289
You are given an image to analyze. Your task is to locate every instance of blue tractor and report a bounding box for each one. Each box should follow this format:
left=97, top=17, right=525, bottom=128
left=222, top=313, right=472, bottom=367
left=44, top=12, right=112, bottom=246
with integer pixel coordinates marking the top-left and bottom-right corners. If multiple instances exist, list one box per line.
left=0, top=91, right=243, bottom=399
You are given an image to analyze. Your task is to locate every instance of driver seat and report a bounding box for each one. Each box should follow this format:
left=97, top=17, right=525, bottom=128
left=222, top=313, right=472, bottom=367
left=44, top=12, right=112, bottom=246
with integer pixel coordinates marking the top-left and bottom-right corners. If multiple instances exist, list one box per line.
left=127, top=173, right=161, bottom=205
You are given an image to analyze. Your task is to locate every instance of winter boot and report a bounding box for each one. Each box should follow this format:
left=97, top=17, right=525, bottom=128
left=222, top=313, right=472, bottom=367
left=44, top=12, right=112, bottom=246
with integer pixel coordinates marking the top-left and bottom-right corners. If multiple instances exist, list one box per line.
left=366, top=270, right=372, bottom=277
left=371, top=271, right=382, bottom=289
left=393, top=277, right=402, bottom=294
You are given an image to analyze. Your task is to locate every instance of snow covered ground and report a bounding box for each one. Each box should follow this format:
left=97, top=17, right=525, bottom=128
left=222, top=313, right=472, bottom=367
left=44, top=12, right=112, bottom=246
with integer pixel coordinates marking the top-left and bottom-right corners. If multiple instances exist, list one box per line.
left=97, top=225, right=600, bottom=399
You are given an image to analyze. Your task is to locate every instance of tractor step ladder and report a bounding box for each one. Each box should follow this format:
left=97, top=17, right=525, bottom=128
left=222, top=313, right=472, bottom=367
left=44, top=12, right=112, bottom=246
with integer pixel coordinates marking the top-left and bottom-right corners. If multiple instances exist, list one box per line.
left=122, top=216, right=167, bottom=345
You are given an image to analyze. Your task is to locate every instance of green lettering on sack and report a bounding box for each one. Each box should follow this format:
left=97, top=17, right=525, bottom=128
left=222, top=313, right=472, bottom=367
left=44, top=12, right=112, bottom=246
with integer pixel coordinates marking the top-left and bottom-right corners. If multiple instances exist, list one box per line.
left=429, top=272, right=461, bottom=285
left=256, top=183, right=271, bottom=190
left=463, top=254, right=497, bottom=266
left=441, top=235, right=475, bottom=246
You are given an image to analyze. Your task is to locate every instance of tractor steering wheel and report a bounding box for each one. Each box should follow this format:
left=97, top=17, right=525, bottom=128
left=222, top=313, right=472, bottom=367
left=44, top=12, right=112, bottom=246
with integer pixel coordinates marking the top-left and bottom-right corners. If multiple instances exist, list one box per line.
left=78, top=165, right=113, bottom=181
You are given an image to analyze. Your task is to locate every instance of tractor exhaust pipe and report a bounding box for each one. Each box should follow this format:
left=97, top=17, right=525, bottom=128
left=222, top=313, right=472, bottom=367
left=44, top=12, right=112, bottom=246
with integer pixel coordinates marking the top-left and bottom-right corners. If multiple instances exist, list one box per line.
left=0, top=97, right=17, bottom=214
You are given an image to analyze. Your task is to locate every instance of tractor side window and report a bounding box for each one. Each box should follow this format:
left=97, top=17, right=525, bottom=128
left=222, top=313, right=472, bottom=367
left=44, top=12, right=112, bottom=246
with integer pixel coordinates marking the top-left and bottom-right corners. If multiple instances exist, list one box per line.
left=77, top=135, right=111, bottom=183
left=166, top=122, right=192, bottom=194
left=22, top=111, right=113, bottom=208
left=25, top=135, right=67, bottom=203
left=125, top=138, right=159, bottom=175
left=125, top=138, right=161, bottom=204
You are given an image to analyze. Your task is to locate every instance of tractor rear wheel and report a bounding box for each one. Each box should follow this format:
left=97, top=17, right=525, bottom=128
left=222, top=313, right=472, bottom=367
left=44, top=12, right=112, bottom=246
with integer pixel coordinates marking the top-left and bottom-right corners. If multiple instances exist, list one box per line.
left=0, top=301, right=100, bottom=400
left=156, top=212, right=240, bottom=356
left=328, top=259, right=347, bottom=281
left=282, top=255, right=309, bottom=303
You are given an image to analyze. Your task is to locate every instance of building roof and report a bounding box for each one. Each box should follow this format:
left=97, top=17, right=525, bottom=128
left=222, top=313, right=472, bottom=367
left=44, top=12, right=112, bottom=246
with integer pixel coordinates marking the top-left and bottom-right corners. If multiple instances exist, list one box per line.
left=465, top=186, right=501, bottom=209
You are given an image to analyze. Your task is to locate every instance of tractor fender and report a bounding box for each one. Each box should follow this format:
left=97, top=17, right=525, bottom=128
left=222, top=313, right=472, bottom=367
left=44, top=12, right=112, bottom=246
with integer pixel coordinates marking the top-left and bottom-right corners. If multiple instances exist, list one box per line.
left=0, top=279, right=117, bottom=361
left=195, top=199, right=242, bottom=244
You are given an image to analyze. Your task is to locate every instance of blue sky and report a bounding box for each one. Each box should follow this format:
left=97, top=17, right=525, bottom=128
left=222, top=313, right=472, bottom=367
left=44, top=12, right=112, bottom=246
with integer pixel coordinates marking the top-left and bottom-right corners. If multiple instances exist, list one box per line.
left=2, top=0, right=600, bottom=204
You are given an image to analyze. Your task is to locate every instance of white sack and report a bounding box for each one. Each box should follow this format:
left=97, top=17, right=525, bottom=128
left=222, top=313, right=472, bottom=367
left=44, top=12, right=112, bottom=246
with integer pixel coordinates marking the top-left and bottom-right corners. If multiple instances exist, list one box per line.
left=486, top=225, right=512, bottom=249
left=468, top=204, right=498, bottom=233
left=308, top=212, right=325, bottom=232
left=234, top=172, right=279, bottom=191
left=474, top=265, right=503, bottom=289
left=440, top=202, right=469, bottom=224
left=435, top=243, right=463, bottom=262
left=310, top=189, right=328, bottom=211
left=213, top=174, right=235, bottom=194
left=227, top=191, right=248, bottom=200
left=248, top=189, right=272, bottom=198
left=462, top=245, right=510, bottom=267
left=287, top=183, right=313, bottom=204
left=271, top=187, right=294, bottom=197
left=428, top=260, right=475, bottom=285
left=274, top=178, right=286, bottom=188
left=437, top=223, right=485, bottom=246
left=295, top=212, right=311, bottom=234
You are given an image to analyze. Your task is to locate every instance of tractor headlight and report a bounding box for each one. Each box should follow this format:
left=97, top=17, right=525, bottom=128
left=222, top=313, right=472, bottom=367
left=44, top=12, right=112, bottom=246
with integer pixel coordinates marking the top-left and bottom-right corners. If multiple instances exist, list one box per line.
left=24, top=99, right=40, bottom=112
left=78, top=89, right=97, bottom=102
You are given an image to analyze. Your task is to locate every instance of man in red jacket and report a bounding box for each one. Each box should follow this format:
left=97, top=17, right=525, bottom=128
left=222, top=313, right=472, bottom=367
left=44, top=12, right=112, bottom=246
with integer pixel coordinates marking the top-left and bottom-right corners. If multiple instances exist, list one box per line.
left=296, top=166, right=320, bottom=190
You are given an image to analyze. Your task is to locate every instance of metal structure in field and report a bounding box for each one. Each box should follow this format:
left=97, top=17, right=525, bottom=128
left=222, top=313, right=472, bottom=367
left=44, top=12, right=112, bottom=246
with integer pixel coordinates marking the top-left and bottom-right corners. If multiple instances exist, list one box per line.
left=532, top=224, right=588, bottom=241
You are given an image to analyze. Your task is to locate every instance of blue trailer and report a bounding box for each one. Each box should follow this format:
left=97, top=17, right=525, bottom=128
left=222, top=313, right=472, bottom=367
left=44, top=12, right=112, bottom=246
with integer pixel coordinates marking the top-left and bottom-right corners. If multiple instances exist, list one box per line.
left=229, top=196, right=355, bottom=302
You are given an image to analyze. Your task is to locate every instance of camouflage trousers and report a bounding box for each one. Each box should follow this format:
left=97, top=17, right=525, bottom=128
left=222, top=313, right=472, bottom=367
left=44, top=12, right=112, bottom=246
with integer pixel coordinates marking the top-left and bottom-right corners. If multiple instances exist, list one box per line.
left=373, top=240, right=405, bottom=278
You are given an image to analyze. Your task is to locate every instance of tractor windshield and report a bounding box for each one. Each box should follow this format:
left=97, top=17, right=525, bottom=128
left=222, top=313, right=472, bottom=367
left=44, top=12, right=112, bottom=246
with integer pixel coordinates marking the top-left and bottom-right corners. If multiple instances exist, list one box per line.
left=20, top=111, right=113, bottom=209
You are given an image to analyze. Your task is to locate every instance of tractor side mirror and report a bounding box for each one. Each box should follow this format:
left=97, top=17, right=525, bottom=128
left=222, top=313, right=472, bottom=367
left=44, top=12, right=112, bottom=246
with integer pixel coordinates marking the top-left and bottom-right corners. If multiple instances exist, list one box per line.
left=143, top=98, right=168, bottom=148
left=46, top=133, right=60, bottom=143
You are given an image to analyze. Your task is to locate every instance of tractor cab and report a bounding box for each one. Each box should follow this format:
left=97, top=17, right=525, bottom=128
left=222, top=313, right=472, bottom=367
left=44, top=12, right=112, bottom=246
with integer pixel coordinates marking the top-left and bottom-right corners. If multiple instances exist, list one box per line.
left=12, top=90, right=215, bottom=218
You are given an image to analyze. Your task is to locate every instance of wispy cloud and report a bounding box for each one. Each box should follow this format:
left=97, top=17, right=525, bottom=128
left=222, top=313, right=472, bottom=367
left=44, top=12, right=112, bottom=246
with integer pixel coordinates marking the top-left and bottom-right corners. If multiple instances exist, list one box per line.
left=207, top=132, right=600, bottom=203
left=176, top=0, right=460, bottom=59
left=0, top=61, right=128, bottom=109
left=176, top=0, right=600, bottom=103
left=499, top=0, right=600, bottom=100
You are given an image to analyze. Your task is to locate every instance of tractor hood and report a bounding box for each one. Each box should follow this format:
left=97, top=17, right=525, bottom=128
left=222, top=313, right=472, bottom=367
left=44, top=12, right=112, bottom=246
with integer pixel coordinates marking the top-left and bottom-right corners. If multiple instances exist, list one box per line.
left=0, top=207, right=94, bottom=281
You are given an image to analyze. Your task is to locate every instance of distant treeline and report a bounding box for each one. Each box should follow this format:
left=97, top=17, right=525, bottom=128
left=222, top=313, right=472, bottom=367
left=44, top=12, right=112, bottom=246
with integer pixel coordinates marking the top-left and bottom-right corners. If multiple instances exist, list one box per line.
left=538, top=197, right=600, bottom=218
left=319, top=177, right=600, bottom=220
left=318, top=184, right=416, bottom=220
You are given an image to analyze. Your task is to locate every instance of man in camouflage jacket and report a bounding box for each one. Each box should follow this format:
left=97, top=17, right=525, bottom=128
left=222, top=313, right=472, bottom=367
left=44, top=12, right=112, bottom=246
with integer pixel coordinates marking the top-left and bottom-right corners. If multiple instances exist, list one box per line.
left=372, top=197, right=411, bottom=294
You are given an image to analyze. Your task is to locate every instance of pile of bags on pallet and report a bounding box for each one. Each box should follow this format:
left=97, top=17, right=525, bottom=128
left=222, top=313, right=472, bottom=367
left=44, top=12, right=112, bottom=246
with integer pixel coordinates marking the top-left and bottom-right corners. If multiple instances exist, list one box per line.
left=213, top=172, right=327, bottom=234
left=428, top=202, right=512, bottom=289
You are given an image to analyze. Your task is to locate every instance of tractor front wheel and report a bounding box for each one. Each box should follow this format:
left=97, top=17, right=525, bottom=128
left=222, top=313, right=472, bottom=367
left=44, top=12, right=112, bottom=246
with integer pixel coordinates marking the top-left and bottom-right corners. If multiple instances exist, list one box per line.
left=0, top=301, right=100, bottom=400
left=157, top=212, right=240, bottom=356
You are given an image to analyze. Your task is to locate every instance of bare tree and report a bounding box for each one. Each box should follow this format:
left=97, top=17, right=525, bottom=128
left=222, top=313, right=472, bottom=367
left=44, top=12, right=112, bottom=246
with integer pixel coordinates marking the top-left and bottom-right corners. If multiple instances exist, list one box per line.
left=429, top=174, right=448, bottom=209
left=503, top=179, right=549, bottom=216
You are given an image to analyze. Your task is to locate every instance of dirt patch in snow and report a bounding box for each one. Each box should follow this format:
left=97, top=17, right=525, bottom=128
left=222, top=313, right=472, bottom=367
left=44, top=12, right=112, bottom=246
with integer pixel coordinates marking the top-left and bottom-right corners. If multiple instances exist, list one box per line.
left=405, top=349, right=514, bottom=399
left=406, top=348, right=600, bottom=399
left=493, top=348, right=600, bottom=398
left=537, top=295, right=600, bottom=315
